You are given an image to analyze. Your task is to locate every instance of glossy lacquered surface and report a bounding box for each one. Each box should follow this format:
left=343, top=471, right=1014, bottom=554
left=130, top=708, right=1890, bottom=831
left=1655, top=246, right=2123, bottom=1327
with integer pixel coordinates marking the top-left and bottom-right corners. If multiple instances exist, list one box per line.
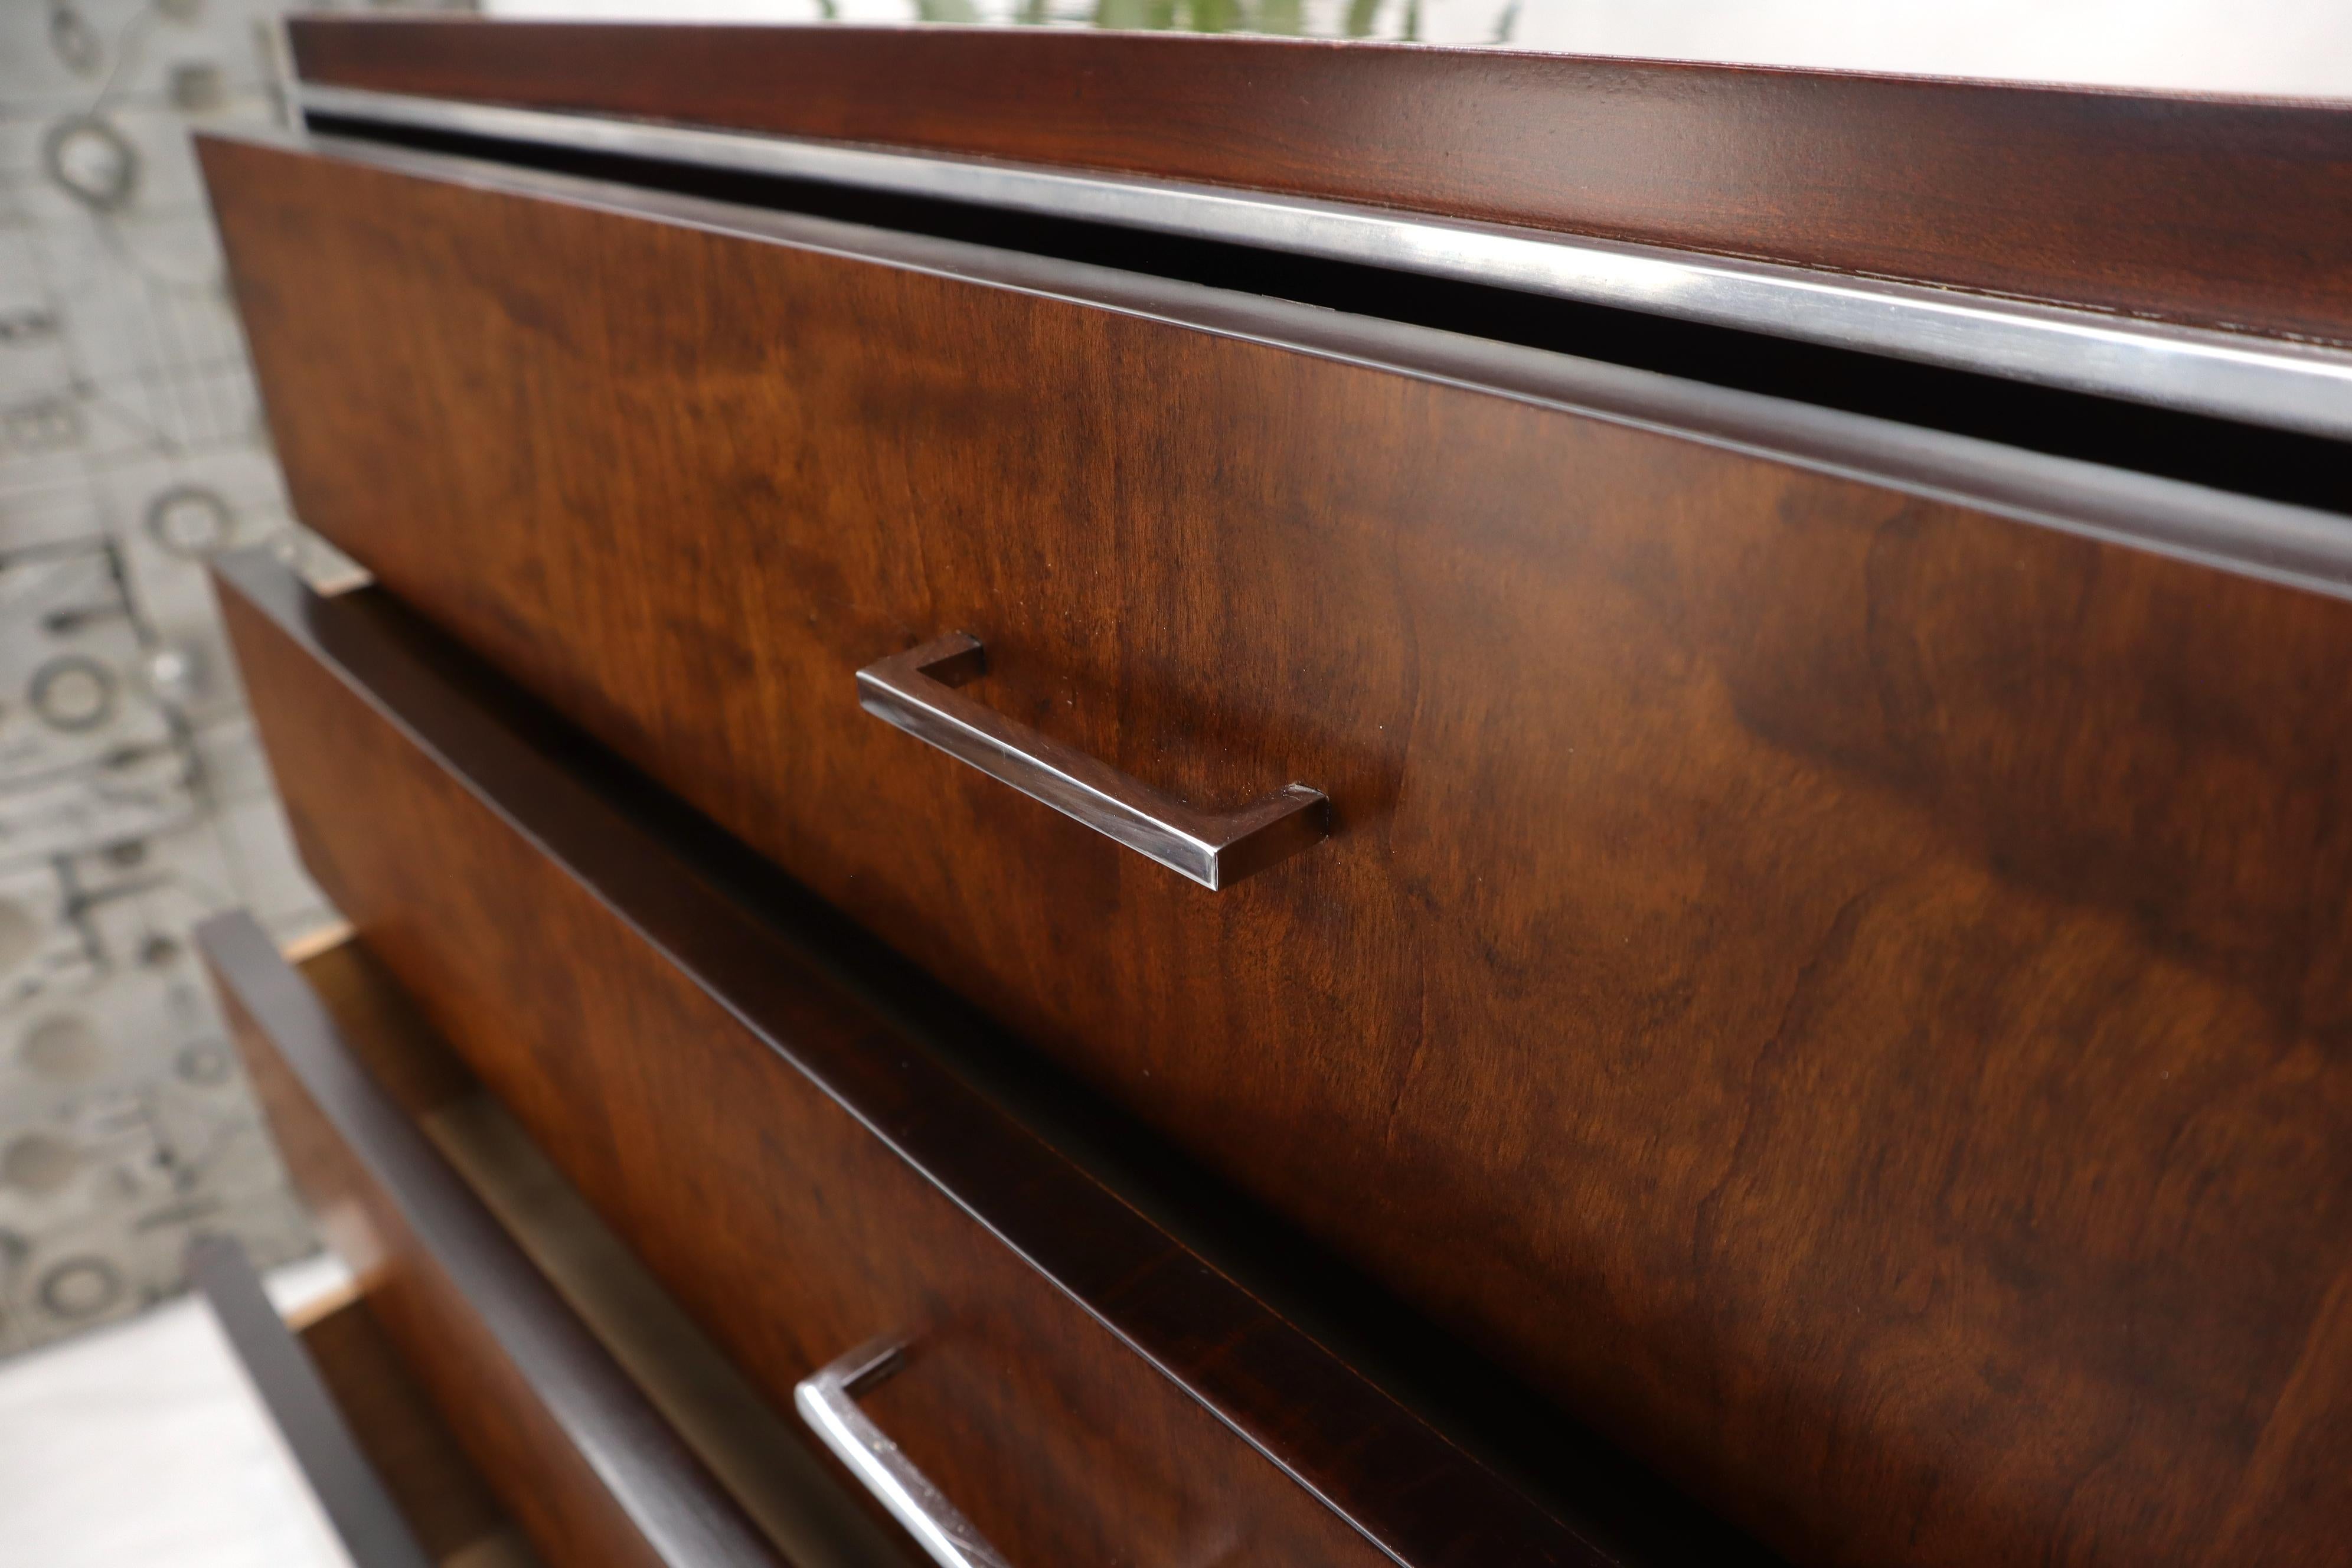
left=284, top=18, right=2352, bottom=345
left=200, top=130, right=2352, bottom=1568
left=211, top=550, right=1618, bottom=1568
left=198, top=912, right=786, bottom=1568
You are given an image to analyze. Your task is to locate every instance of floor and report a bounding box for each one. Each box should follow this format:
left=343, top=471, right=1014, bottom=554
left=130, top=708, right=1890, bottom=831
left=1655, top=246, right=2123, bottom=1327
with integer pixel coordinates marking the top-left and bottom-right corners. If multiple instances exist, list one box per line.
left=0, top=1250, right=354, bottom=1568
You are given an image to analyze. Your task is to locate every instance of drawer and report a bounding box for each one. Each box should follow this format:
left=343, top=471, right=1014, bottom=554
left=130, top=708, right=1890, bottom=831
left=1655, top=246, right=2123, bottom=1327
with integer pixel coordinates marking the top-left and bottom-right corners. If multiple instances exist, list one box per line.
left=192, top=1234, right=531, bottom=1568
left=200, top=132, right=2352, bottom=1568
left=197, top=912, right=833, bottom=1568
left=210, top=551, right=1616, bottom=1568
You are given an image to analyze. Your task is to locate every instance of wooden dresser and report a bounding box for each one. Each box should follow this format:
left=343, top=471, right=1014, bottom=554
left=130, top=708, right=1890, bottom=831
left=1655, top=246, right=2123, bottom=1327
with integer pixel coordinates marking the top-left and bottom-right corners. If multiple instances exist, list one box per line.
left=191, top=21, right=2352, bottom=1568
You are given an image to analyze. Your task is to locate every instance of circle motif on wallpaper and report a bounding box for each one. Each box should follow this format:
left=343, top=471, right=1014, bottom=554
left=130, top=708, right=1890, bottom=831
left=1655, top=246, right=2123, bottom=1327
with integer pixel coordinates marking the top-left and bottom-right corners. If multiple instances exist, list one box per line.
left=144, top=485, right=236, bottom=558
left=48, top=5, right=102, bottom=76
left=41, top=116, right=138, bottom=214
left=175, top=1040, right=232, bottom=1087
left=28, top=655, right=116, bottom=733
left=37, top=1256, right=123, bottom=1320
left=1, top=1132, right=81, bottom=1195
left=0, top=900, right=39, bottom=975
left=19, top=1015, right=107, bottom=1083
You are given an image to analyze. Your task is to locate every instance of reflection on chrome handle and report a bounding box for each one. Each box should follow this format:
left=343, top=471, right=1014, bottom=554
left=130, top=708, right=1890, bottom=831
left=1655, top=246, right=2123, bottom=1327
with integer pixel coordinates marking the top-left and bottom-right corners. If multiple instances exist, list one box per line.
left=856, top=633, right=1329, bottom=890
left=793, top=1337, right=1014, bottom=1568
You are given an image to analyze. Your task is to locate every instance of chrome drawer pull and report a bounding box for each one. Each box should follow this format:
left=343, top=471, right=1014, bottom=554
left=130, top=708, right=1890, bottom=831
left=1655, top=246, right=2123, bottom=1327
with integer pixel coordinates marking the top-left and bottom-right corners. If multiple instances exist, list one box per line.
left=857, top=633, right=1328, bottom=890
left=794, top=1337, right=1013, bottom=1568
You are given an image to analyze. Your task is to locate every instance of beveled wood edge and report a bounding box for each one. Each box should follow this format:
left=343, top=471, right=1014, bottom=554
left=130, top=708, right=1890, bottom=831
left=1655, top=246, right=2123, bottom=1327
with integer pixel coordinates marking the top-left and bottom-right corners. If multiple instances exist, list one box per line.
left=195, top=909, right=790, bottom=1568
left=208, top=549, right=1651, bottom=1568
left=279, top=18, right=2352, bottom=347
left=284, top=1272, right=365, bottom=1332
left=283, top=916, right=359, bottom=965
left=202, top=123, right=2352, bottom=609
left=189, top=1234, right=435, bottom=1568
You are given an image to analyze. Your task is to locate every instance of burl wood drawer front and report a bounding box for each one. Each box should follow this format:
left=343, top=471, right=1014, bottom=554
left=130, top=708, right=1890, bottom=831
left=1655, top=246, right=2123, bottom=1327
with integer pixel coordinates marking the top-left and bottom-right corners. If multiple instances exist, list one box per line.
left=199, top=912, right=786, bottom=1568
left=201, top=133, right=2352, bottom=1568
left=211, top=553, right=1603, bottom=1568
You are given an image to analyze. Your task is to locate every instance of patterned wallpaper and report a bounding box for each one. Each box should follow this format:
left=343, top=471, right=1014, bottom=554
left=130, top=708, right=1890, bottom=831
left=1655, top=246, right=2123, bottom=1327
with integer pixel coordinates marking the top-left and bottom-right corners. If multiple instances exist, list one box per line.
left=0, top=0, right=376, bottom=1360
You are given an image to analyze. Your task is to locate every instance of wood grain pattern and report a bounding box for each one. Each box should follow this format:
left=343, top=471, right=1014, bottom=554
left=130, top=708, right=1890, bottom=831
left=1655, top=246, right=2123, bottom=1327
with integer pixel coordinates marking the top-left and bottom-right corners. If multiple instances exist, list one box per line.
left=213, top=553, right=1616, bottom=1568
left=411, top=1082, right=919, bottom=1568
left=201, top=911, right=788, bottom=1568
left=200, top=132, right=2352, bottom=1568
left=283, top=17, right=2352, bottom=345
left=298, top=940, right=477, bottom=1122
left=263, top=934, right=922, bottom=1568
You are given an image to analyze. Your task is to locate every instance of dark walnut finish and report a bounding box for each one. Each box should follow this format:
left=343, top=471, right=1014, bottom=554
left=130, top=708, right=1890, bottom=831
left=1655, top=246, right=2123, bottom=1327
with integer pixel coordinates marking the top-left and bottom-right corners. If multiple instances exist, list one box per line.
left=200, top=133, right=2352, bottom=1568
left=211, top=551, right=1610, bottom=1568
left=284, top=17, right=2352, bottom=344
left=199, top=911, right=788, bottom=1568
left=292, top=932, right=916, bottom=1568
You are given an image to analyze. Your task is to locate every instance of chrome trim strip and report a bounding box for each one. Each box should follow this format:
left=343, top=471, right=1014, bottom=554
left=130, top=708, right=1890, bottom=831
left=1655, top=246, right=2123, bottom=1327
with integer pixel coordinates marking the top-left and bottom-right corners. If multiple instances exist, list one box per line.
left=293, top=82, right=2352, bottom=442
